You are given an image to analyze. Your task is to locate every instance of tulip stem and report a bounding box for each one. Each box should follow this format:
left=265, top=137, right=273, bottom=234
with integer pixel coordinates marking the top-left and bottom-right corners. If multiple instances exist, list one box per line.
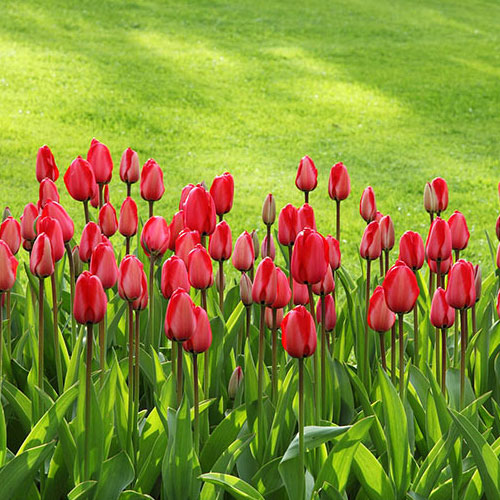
left=304, top=192, right=309, bottom=204
left=51, top=273, right=63, bottom=394
left=335, top=199, right=340, bottom=242
left=177, top=341, right=183, bottom=407
left=38, top=278, right=45, bottom=415
left=245, top=305, right=251, bottom=342
left=98, top=183, right=104, bottom=210
left=379, top=254, right=384, bottom=277
left=391, top=324, right=396, bottom=385
left=435, top=327, right=440, bottom=384
left=126, top=303, right=134, bottom=457
left=413, top=302, right=419, bottom=369
left=201, top=289, right=209, bottom=397
left=147, top=255, right=155, bottom=351
left=471, top=305, right=477, bottom=337
left=398, top=313, right=404, bottom=398
left=321, top=294, right=326, bottom=418
left=429, top=270, right=434, bottom=299
left=83, top=200, right=90, bottom=224
left=126, top=184, right=131, bottom=198
left=460, top=309, right=467, bottom=410
left=258, top=304, right=265, bottom=427
left=364, top=260, right=371, bottom=386
left=441, top=327, right=447, bottom=394
left=6, top=291, right=11, bottom=358
left=193, top=353, right=199, bottom=454
left=99, top=318, right=106, bottom=387
left=454, top=311, right=459, bottom=367
left=265, top=224, right=271, bottom=258
left=0, top=293, right=3, bottom=392
left=218, top=260, right=224, bottom=314
left=65, top=242, right=76, bottom=347
left=288, top=245, right=293, bottom=311
left=454, top=249, right=460, bottom=263
left=298, top=357, right=305, bottom=500
left=380, top=333, right=386, bottom=371
left=171, top=340, right=177, bottom=387
left=125, top=236, right=130, bottom=255
left=307, top=284, right=319, bottom=419
left=271, top=308, right=278, bottom=403
left=384, top=249, right=389, bottom=276
left=134, top=311, right=140, bottom=442
left=148, top=201, right=154, bottom=218
left=84, top=323, right=93, bottom=481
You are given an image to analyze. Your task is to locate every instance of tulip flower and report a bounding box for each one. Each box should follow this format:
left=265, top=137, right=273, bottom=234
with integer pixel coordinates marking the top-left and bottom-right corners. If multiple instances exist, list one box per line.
left=239, top=272, right=253, bottom=352
left=262, top=194, right=276, bottom=226
left=232, top=231, right=254, bottom=273
left=328, top=162, right=351, bottom=240
left=251, top=230, right=260, bottom=264
left=90, top=242, right=118, bottom=290
left=471, top=265, right=481, bottom=336
left=132, top=270, right=148, bottom=312
left=179, top=184, right=195, bottom=210
left=36, top=145, right=59, bottom=182
left=210, top=172, right=234, bottom=219
left=41, top=201, right=74, bottom=243
left=360, top=186, right=377, bottom=223
left=431, top=177, right=448, bottom=215
left=167, top=210, right=185, bottom=251
left=183, top=184, right=216, bottom=240
left=380, top=215, right=394, bottom=275
left=228, top=366, right=243, bottom=400
left=120, top=147, right=140, bottom=195
left=209, top=221, right=232, bottom=311
left=398, top=231, right=424, bottom=271
left=30, top=233, right=55, bottom=278
left=73, top=270, right=107, bottom=479
left=161, top=255, right=190, bottom=300
left=360, top=221, right=382, bottom=262
left=36, top=216, right=65, bottom=262
left=426, top=218, right=452, bottom=287
left=0, top=217, right=21, bottom=256
left=292, top=228, right=329, bottom=287
left=298, top=203, right=316, bottom=231
left=383, top=262, right=420, bottom=395
left=64, top=156, right=96, bottom=222
left=119, top=197, right=138, bottom=253
left=140, top=159, right=165, bottom=216
left=87, top=139, right=113, bottom=199
left=428, top=256, right=452, bottom=276
left=98, top=203, right=118, bottom=238
left=176, top=229, right=201, bottom=267
left=367, top=286, right=395, bottom=371
left=79, top=222, right=102, bottom=263
left=293, top=280, right=310, bottom=305
left=424, top=182, right=438, bottom=219
left=140, top=216, right=170, bottom=259
left=326, top=235, right=341, bottom=272
left=496, top=215, right=500, bottom=242
left=165, top=288, right=196, bottom=342
left=188, top=244, right=213, bottom=291
left=38, top=178, right=60, bottom=209
left=295, top=155, right=318, bottom=202
left=20, top=203, right=38, bottom=247
left=316, top=294, right=336, bottom=333
left=448, top=211, right=469, bottom=258
left=118, top=255, right=144, bottom=302
left=281, top=305, right=316, bottom=499
left=261, top=233, right=275, bottom=261
left=278, top=204, right=299, bottom=247
left=266, top=307, right=284, bottom=329
left=446, top=259, right=475, bottom=311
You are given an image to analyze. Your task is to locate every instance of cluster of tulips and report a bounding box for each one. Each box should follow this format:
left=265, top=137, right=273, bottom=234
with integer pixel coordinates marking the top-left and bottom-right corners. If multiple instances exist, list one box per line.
left=0, top=139, right=498, bottom=498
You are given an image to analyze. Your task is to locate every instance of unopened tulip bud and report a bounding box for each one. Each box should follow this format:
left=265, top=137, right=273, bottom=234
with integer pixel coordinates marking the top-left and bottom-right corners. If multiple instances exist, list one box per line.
left=445, top=259, right=476, bottom=310
left=36, top=145, right=59, bottom=183
left=0, top=217, right=21, bottom=255
left=184, top=184, right=216, bottom=236
left=0, top=241, right=18, bottom=291
left=74, top=271, right=108, bottom=324
left=265, top=307, right=284, bottom=329
left=87, top=138, right=113, bottom=185
left=119, top=147, right=140, bottom=185
left=216, top=266, right=226, bottom=294
left=431, top=177, right=449, bottom=214
left=496, top=215, right=500, bottom=241
left=3, top=207, right=12, bottom=221
left=251, top=230, right=260, bottom=260
left=140, top=159, right=165, bottom=202
left=298, top=203, right=316, bottom=231
left=474, top=265, right=481, bottom=303
left=328, top=162, right=351, bottom=201
left=262, top=194, right=276, bottom=226
left=380, top=215, right=395, bottom=251
left=295, top=156, right=318, bottom=194
left=228, top=366, right=243, bottom=399
left=360, top=186, right=377, bottom=223
left=72, top=245, right=84, bottom=277
left=423, top=182, right=438, bottom=214
left=261, top=233, right=276, bottom=260
left=240, top=272, right=253, bottom=306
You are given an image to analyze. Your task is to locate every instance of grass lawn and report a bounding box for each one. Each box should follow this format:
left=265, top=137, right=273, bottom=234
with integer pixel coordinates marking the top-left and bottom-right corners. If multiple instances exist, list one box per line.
left=1, top=0, right=499, bottom=272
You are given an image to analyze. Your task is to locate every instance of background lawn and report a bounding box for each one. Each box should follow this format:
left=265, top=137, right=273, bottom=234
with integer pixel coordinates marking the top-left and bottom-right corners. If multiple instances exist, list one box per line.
left=0, top=0, right=499, bottom=272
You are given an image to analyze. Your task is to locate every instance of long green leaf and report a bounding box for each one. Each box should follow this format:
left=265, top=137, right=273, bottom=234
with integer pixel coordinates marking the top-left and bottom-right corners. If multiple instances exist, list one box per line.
left=199, top=473, right=264, bottom=500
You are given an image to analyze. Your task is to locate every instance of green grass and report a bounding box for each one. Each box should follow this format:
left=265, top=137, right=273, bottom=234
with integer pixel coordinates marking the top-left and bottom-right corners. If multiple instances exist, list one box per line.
left=1, top=0, right=499, bottom=270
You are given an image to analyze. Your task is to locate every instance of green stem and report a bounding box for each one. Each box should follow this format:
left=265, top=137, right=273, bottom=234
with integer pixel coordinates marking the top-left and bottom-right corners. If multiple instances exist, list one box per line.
left=258, top=304, right=265, bottom=423
left=98, top=183, right=104, bottom=210
left=271, top=308, right=277, bottom=403
left=147, top=255, right=155, bottom=351
left=127, top=183, right=131, bottom=198
left=460, top=308, right=467, bottom=410
left=134, top=311, right=140, bottom=445
left=148, top=200, right=154, bottom=218
left=65, top=242, right=76, bottom=347
left=6, top=291, right=11, bottom=357
left=288, top=245, right=293, bottom=311
left=304, top=191, right=309, bottom=204
left=84, top=323, right=93, bottom=480
left=38, top=278, right=45, bottom=413
left=193, top=353, right=199, bottom=454
left=126, top=303, right=134, bottom=455
left=177, top=342, right=183, bottom=407
left=380, top=332, right=386, bottom=370
left=413, top=270, right=419, bottom=369
left=218, top=260, right=224, bottom=314
left=335, top=199, right=340, bottom=242
left=435, top=327, right=440, bottom=383
left=307, top=284, right=319, bottom=419
left=298, top=357, right=305, bottom=500
left=391, top=324, right=396, bottom=385
left=454, top=310, right=459, bottom=367
left=99, top=318, right=106, bottom=387
left=125, top=236, right=130, bottom=255
left=441, top=328, right=447, bottom=394
left=364, top=259, right=371, bottom=385
left=201, top=289, right=209, bottom=397
left=399, top=313, right=404, bottom=398
left=83, top=200, right=89, bottom=224
left=51, top=273, right=63, bottom=394
left=384, top=249, right=389, bottom=276
left=320, top=294, right=326, bottom=419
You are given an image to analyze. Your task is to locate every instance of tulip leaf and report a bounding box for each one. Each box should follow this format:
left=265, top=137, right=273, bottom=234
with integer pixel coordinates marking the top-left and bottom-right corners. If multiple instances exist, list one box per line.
left=199, top=473, right=264, bottom=500
left=92, top=451, right=134, bottom=500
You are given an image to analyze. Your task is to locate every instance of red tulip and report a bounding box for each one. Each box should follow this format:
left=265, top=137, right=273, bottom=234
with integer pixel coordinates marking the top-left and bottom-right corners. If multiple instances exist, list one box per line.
left=0, top=241, right=18, bottom=291
left=295, top=155, right=317, bottom=193
left=262, top=194, right=276, bottom=226
left=293, top=280, right=309, bottom=305
left=272, top=267, right=292, bottom=309
left=496, top=215, right=500, bottom=241
left=228, top=366, right=243, bottom=399
left=312, top=266, right=334, bottom=295
left=132, top=270, right=149, bottom=311
left=179, top=184, right=195, bottom=210
left=141, top=216, right=170, bottom=258
left=292, top=228, right=329, bottom=285
left=161, top=255, right=190, bottom=299
left=118, top=255, right=144, bottom=301
left=184, top=184, right=216, bottom=236
left=73, top=271, right=107, bottom=324
left=281, top=306, right=316, bottom=358
left=87, top=139, right=113, bottom=184
left=398, top=231, right=424, bottom=271
left=360, top=221, right=382, bottom=261
left=38, top=178, right=59, bottom=209
left=251, top=230, right=260, bottom=260
left=20, top=203, right=39, bottom=244
left=90, top=183, right=108, bottom=209
left=167, top=210, right=185, bottom=251
left=41, top=201, right=74, bottom=243
left=210, top=172, right=234, bottom=216
left=36, top=216, right=64, bottom=261
left=424, top=182, right=438, bottom=215
left=209, top=221, right=232, bottom=261
left=328, top=162, right=350, bottom=201
left=278, top=204, right=299, bottom=247
left=90, top=242, right=118, bottom=289
left=446, top=259, right=476, bottom=310
left=119, top=148, right=140, bottom=184
left=79, top=222, right=102, bottom=263
left=265, top=307, right=284, bottom=329
left=72, top=245, right=84, bottom=277
left=374, top=211, right=383, bottom=223
left=164, top=289, right=196, bottom=341
left=0, top=217, right=21, bottom=255
left=240, top=272, right=253, bottom=305
left=64, top=156, right=96, bottom=202
left=99, top=202, right=118, bottom=238
left=118, top=197, right=138, bottom=238
left=430, top=288, right=455, bottom=329
left=183, top=306, right=212, bottom=353
left=431, top=177, right=448, bottom=214
left=187, top=244, right=213, bottom=290
left=497, top=290, right=500, bottom=320
left=474, top=265, right=481, bottom=303
left=367, top=286, right=395, bottom=332
left=140, top=159, right=165, bottom=201
left=261, top=234, right=276, bottom=261
left=380, top=215, right=395, bottom=251
left=448, top=211, right=469, bottom=251
left=428, top=256, right=452, bottom=275
left=252, top=257, right=277, bottom=305
left=325, top=235, right=341, bottom=270
left=316, top=294, right=336, bottom=331
left=426, top=218, right=452, bottom=262
left=30, top=233, right=55, bottom=278
left=232, top=231, right=254, bottom=272
left=298, top=203, right=316, bottom=231
left=175, top=229, right=201, bottom=267
left=382, top=263, right=419, bottom=314
left=360, top=186, right=376, bottom=223
left=36, top=145, right=59, bottom=182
